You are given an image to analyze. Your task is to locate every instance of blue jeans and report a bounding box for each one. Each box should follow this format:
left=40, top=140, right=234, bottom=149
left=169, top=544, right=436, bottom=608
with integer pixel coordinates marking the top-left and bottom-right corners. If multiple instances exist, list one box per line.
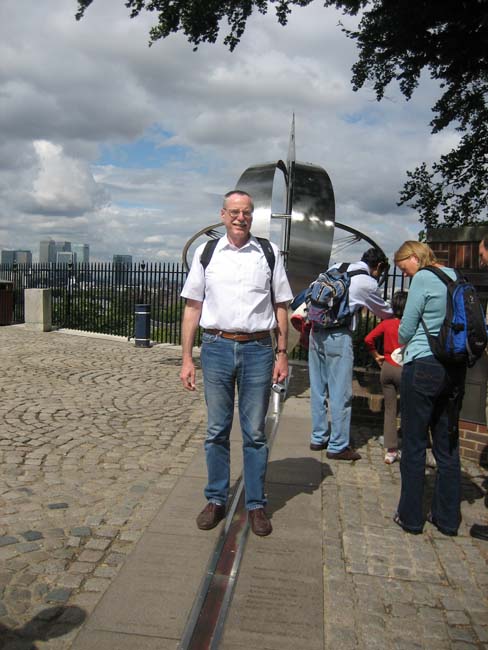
left=397, top=356, right=466, bottom=533
left=200, top=332, right=274, bottom=510
left=308, top=326, right=353, bottom=453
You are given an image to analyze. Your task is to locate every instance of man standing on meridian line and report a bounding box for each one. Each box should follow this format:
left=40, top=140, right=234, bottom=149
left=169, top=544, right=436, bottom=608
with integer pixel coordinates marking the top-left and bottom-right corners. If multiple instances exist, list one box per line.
left=180, top=190, right=293, bottom=536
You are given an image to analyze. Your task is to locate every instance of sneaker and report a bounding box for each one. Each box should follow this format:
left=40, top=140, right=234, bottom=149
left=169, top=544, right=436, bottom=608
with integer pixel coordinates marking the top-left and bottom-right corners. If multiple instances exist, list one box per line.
left=384, top=450, right=399, bottom=464
left=196, top=502, right=226, bottom=530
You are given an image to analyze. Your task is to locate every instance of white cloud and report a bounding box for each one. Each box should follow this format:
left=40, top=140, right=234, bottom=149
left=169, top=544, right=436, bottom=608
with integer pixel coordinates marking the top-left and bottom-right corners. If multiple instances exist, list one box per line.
left=29, top=140, right=108, bottom=215
left=0, top=0, right=450, bottom=264
left=427, top=130, right=462, bottom=159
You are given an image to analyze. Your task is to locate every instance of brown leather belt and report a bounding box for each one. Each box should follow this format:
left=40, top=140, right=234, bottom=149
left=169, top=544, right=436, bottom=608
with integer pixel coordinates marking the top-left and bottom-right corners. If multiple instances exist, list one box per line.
left=204, top=329, right=270, bottom=342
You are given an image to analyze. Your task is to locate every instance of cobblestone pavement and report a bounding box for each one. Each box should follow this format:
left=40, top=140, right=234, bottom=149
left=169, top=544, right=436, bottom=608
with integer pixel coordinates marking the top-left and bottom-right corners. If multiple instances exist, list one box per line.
left=321, top=451, right=488, bottom=650
left=1, top=328, right=487, bottom=650
left=289, top=366, right=488, bottom=650
left=0, top=326, right=206, bottom=649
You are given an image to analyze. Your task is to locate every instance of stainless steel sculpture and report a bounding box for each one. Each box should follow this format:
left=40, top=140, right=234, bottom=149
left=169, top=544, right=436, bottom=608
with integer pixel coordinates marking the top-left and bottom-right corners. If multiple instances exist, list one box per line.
left=182, top=117, right=384, bottom=293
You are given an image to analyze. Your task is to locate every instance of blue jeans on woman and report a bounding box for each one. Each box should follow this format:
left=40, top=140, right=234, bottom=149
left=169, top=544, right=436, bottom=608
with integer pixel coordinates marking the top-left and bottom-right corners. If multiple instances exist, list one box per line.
left=200, top=332, right=274, bottom=511
left=308, top=326, right=353, bottom=453
left=397, top=355, right=466, bottom=533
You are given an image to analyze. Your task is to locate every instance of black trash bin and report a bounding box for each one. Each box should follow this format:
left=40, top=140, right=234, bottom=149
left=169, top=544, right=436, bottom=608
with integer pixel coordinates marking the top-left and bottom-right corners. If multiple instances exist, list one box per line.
left=0, top=281, right=14, bottom=326
left=134, top=303, right=151, bottom=347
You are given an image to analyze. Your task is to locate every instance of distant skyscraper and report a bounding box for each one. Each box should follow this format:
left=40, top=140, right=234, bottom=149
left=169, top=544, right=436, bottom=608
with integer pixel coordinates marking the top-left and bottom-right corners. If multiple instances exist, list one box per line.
left=39, top=240, right=71, bottom=264
left=113, top=254, right=133, bottom=285
left=14, top=250, right=32, bottom=265
left=57, top=251, right=74, bottom=265
left=1, top=250, right=15, bottom=265
left=1, top=250, right=32, bottom=265
left=55, top=241, right=71, bottom=258
left=71, top=243, right=89, bottom=264
left=40, top=240, right=56, bottom=263
left=113, top=255, right=133, bottom=265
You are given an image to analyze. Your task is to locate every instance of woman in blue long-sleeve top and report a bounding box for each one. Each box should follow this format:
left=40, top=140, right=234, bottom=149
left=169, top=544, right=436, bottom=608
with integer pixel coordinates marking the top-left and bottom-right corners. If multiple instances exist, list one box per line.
left=393, top=241, right=466, bottom=536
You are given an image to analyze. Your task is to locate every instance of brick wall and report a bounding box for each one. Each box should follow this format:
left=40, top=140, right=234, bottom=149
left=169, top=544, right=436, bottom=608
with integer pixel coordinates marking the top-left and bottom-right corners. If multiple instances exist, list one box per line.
left=459, top=419, right=488, bottom=466
left=429, top=239, right=481, bottom=269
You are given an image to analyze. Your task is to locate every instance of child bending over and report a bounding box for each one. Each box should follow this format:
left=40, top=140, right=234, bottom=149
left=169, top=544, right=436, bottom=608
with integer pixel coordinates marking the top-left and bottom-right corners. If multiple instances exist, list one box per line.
left=364, top=291, right=408, bottom=464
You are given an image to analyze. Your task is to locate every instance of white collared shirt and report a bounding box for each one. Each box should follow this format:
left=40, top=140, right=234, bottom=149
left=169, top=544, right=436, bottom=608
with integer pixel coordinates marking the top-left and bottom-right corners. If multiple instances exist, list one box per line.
left=181, top=235, right=293, bottom=332
left=347, top=261, right=393, bottom=319
left=329, top=261, right=393, bottom=329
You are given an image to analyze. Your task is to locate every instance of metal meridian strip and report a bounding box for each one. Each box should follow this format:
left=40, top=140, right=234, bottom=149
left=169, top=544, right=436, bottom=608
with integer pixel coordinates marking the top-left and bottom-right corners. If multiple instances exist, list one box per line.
left=178, top=381, right=287, bottom=650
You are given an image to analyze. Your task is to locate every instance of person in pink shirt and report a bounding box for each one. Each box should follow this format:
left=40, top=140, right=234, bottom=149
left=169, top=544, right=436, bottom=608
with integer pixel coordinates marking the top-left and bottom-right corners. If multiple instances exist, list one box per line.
left=364, top=291, right=408, bottom=464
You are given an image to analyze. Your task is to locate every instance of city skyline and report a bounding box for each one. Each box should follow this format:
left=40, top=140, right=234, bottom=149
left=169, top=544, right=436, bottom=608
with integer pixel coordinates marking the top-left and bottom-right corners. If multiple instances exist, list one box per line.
left=1, top=242, right=142, bottom=266
left=2, top=240, right=91, bottom=265
left=39, top=239, right=90, bottom=265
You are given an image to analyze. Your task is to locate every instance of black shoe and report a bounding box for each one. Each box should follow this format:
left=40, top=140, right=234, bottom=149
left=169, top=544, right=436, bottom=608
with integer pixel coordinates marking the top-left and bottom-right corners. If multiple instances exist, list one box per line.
left=310, top=441, right=328, bottom=451
left=427, top=513, right=457, bottom=537
left=326, top=446, right=361, bottom=461
left=470, top=523, right=488, bottom=541
left=196, top=503, right=226, bottom=530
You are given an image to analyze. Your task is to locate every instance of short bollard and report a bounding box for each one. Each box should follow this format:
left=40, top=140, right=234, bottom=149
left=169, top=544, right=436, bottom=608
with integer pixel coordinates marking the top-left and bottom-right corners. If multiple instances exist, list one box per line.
left=134, top=303, right=151, bottom=348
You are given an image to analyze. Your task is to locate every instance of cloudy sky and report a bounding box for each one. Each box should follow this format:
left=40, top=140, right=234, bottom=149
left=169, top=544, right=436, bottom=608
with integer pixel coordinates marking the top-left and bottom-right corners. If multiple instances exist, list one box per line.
left=1, top=0, right=454, bottom=264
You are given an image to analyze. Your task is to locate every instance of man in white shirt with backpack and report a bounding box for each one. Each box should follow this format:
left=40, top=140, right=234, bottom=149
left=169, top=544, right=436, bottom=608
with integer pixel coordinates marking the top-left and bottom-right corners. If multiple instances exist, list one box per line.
left=309, top=248, right=392, bottom=460
left=180, top=190, right=293, bottom=536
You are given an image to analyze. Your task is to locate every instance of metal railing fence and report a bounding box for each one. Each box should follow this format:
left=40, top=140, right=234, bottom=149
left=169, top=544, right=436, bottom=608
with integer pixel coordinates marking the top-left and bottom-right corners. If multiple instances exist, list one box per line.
left=0, top=262, right=187, bottom=344
left=0, top=262, right=408, bottom=357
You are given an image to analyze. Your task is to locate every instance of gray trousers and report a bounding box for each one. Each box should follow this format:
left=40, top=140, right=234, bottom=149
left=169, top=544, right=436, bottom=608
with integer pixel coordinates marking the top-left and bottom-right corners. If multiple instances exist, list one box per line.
left=380, top=361, right=403, bottom=449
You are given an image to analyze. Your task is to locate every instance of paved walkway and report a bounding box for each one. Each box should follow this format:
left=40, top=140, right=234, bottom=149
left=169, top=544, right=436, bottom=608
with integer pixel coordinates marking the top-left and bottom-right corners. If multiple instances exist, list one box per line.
left=0, top=326, right=487, bottom=649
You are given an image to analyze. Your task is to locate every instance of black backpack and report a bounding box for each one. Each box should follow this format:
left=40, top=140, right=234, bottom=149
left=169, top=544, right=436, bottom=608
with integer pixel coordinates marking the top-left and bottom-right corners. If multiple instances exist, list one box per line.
left=420, top=266, right=487, bottom=367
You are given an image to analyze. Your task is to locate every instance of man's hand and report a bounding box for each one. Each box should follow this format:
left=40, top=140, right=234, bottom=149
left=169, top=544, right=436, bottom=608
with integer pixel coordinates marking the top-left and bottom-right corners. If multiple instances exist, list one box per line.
left=180, top=358, right=196, bottom=391
left=272, top=353, right=289, bottom=385
left=180, top=298, right=202, bottom=392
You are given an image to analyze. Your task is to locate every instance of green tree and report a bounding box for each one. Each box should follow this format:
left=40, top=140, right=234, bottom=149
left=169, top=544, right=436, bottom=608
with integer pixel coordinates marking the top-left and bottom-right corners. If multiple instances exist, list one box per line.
left=76, top=0, right=488, bottom=228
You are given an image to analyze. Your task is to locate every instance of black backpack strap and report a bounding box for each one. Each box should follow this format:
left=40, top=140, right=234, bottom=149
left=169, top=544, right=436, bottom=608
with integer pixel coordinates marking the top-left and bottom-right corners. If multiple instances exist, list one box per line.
left=420, top=317, right=435, bottom=346
left=200, top=239, right=219, bottom=271
left=420, top=265, right=460, bottom=285
left=255, top=237, right=275, bottom=278
left=336, top=262, right=369, bottom=279
left=255, top=237, right=276, bottom=305
left=348, top=269, right=369, bottom=278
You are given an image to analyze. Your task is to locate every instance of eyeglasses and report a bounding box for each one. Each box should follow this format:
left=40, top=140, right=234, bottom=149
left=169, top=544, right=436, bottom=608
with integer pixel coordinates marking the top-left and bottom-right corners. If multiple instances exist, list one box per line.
left=223, top=208, right=253, bottom=218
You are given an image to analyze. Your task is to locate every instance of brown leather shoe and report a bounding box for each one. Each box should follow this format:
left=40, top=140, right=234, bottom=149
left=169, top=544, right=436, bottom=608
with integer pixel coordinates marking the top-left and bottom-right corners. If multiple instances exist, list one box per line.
left=196, top=503, right=226, bottom=530
left=248, top=508, right=272, bottom=536
left=310, top=441, right=328, bottom=451
left=326, top=447, right=361, bottom=461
